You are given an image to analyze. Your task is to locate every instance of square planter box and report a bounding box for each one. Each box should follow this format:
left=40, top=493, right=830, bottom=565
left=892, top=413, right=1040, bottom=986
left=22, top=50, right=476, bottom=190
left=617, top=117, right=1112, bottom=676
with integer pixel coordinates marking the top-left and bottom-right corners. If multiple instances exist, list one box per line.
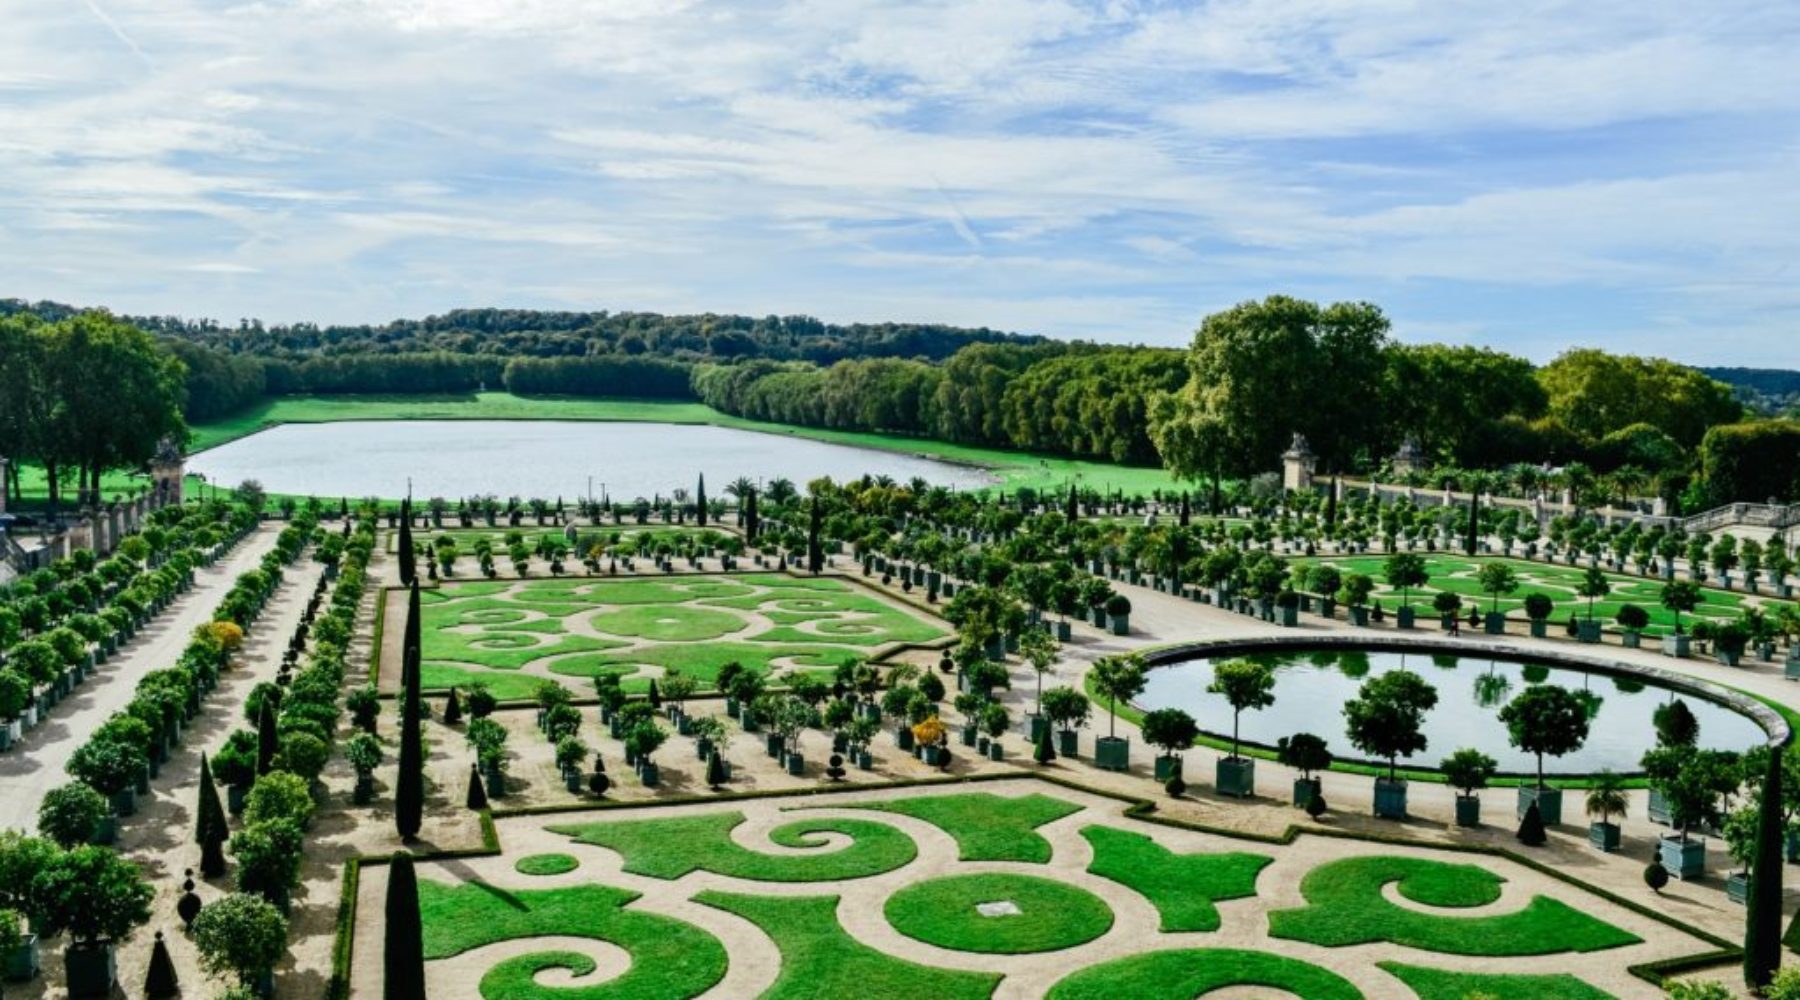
left=228, top=783, right=248, bottom=814
left=1663, top=634, right=1691, bottom=658
left=856, top=750, right=873, bottom=770
left=1108, top=615, right=1129, bottom=636
left=1454, top=795, right=1481, bottom=827
left=1621, top=631, right=1642, bottom=649
left=1349, top=607, right=1370, bottom=627
left=3, top=934, right=39, bottom=982
left=1057, top=730, right=1079, bottom=758
left=1577, top=619, right=1602, bottom=643
left=1216, top=757, right=1255, bottom=798
left=1648, top=787, right=1672, bottom=825
left=1589, top=821, right=1622, bottom=852
left=1517, top=785, right=1563, bottom=825
left=1373, top=778, right=1408, bottom=819
left=921, top=745, right=943, bottom=766
left=65, top=943, right=116, bottom=999
left=785, top=754, right=805, bottom=776
left=1153, top=754, right=1182, bottom=782
left=766, top=733, right=784, bottom=758
left=1094, top=736, right=1130, bottom=772
left=1659, top=835, right=1706, bottom=880
left=1727, top=871, right=1751, bottom=905
left=1529, top=620, right=1548, bottom=638
left=961, top=725, right=979, bottom=748
left=111, top=789, right=136, bottom=818
left=894, top=727, right=915, bottom=751
left=638, top=763, right=660, bottom=787
left=1292, top=777, right=1320, bottom=809
left=1484, top=612, right=1506, bottom=636
left=484, top=770, right=507, bottom=798
left=1027, top=714, right=1047, bottom=743
left=1277, top=606, right=1299, bottom=627
left=987, top=742, right=1004, bottom=761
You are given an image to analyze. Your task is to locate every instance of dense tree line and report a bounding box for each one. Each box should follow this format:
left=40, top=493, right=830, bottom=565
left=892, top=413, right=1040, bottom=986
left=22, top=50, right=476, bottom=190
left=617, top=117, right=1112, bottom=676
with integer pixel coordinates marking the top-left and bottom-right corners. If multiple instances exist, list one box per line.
left=0, top=300, right=1037, bottom=366
left=162, top=339, right=267, bottom=422
left=500, top=356, right=694, bottom=398
left=0, top=312, right=187, bottom=507
left=1699, top=368, right=1800, bottom=418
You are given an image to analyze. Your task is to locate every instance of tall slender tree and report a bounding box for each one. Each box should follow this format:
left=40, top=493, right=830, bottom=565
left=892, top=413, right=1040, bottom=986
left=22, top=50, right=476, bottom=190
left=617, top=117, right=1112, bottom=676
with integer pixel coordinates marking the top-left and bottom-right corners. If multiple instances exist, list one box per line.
left=696, top=473, right=707, bottom=526
left=196, top=754, right=229, bottom=877
left=1464, top=497, right=1480, bottom=556
left=403, top=578, right=421, bottom=667
left=807, top=496, right=823, bottom=575
left=1065, top=482, right=1078, bottom=522
left=255, top=700, right=278, bottom=777
left=744, top=487, right=758, bottom=541
left=396, top=582, right=425, bottom=841
left=397, top=499, right=416, bottom=586
left=1745, top=744, right=1784, bottom=989
left=384, top=852, right=426, bottom=1000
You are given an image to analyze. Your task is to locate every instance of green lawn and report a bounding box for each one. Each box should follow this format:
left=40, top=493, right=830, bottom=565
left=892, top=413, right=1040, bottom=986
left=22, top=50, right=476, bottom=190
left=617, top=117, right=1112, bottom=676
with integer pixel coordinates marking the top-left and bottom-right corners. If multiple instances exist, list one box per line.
left=1080, top=826, right=1270, bottom=932
left=1378, top=961, right=1617, bottom=1000
left=182, top=391, right=1179, bottom=494
left=515, top=853, right=579, bottom=876
left=414, top=573, right=947, bottom=697
left=1295, top=553, right=1759, bottom=634
left=1047, top=949, right=1365, bottom=1000
left=417, top=879, right=727, bottom=999
left=1267, top=855, right=1640, bottom=955
left=547, top=812, right=917, bottom=882
left=883, top=873, right=1113, bottom=954
left=697, top=892, right=1001, bottom=1000
left=826, top=792, right=1082, bottom=863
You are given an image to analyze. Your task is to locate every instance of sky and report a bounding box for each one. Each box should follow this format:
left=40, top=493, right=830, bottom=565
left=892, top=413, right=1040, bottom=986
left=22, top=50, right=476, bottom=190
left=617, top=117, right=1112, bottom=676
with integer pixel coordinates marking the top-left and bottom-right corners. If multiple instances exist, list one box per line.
left=1, top=0, right=1796, bottom=365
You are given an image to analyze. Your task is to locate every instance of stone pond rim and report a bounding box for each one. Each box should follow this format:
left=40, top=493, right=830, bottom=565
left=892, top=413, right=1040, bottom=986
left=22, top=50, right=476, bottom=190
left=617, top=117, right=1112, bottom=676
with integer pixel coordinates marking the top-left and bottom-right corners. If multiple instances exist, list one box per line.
left=1131, top=634, right=1790, bottom=778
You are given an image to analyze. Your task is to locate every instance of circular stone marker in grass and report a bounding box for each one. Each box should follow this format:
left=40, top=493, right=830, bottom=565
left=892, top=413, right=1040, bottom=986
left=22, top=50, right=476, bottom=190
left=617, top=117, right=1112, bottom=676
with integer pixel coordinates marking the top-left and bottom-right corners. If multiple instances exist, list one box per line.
left=515, top=853, right=580, bottom=876
left=885, top=873, right=1112, bottom=954
left=588, top=605, right=747, bottom=642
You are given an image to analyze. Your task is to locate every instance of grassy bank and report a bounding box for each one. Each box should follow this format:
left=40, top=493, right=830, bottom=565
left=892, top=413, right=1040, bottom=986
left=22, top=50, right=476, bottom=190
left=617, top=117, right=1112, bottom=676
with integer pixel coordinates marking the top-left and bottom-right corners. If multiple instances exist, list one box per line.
left=181, top=392, right=1181, bottom=495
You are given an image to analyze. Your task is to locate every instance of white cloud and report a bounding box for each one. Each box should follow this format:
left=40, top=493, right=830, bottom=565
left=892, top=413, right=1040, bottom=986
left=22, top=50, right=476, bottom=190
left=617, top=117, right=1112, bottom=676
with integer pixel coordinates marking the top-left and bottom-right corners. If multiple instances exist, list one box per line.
left=0, top=0, right=1794, bottom=365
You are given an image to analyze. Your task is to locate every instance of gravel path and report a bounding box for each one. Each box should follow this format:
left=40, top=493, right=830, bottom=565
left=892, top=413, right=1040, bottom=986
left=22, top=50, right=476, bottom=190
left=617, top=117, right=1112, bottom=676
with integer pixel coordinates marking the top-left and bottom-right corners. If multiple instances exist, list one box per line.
left=0, top=524, right=283, bottom=833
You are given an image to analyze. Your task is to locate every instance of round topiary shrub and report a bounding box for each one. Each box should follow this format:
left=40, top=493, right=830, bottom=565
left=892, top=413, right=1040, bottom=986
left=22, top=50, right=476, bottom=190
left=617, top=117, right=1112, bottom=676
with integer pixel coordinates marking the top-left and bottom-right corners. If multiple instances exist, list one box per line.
left=1644, top=862, right=1669, bottom=891
left=1305, top=792, right=1327, bottom=819
left=1165, top=775, right=1187, bottom=798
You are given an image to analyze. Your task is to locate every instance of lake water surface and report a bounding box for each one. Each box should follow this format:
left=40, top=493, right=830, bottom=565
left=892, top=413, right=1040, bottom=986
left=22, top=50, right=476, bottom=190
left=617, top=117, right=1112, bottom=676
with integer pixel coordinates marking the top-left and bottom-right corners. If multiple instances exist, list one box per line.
left=1137, top=648, right=1764, bottom=775
left=191, top=420, right=996, bottom=499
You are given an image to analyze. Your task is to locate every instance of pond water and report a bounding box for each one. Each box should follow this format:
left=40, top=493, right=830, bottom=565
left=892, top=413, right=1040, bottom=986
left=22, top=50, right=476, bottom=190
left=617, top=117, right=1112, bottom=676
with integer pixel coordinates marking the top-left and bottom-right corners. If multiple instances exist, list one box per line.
left=190, top=420, right=996, bottom=500
left=1136, top=648, right=1765, bottom=776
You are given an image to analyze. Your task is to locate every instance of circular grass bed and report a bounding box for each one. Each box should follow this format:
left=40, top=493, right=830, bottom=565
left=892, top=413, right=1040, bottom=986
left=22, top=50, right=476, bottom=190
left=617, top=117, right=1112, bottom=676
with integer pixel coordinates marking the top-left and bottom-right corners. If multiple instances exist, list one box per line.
left=884, top=873, right=1113, bottom=954
left=515, top=853, right=580, bottom=876
left=586, top=604, right=748, bottom=642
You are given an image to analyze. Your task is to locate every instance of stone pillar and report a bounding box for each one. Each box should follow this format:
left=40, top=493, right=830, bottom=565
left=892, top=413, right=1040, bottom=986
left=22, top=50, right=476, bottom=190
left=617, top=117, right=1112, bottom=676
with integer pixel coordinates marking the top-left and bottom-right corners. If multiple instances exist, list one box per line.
left=107, top=504, right=123, bottom=552
left=1280, top=434, right=1316, bottom=493
left=88, top=509, right=109, bottom=554
left=70, top=515, right=95, bottom=554
left=150, top=438, right=185, bottom=507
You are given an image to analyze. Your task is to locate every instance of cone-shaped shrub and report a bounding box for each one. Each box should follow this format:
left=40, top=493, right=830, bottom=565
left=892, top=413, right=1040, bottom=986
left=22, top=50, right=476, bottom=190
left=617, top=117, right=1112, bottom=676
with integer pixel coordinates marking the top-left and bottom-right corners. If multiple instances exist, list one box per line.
left=441, top=687, right=463, bottom=726
left=1033, top=725, right=1056, bottom=765
left=197, top=754, right=230, bottom=878
left=1516, top=801, right=1547, bottom=846
left=395, top=643, right=424, bottom=841
left=466, top=762, right=488, bottom=810
left=705, top=750, right=727, bottom=790
left=145, top=930, right=180, bottom=999
left=384, top=852, right=425, bottom=1000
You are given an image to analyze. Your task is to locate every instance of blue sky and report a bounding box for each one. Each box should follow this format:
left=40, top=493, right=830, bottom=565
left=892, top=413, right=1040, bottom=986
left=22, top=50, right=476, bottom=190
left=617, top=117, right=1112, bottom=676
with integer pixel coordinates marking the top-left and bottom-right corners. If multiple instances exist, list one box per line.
left=2, top=0, right=1796, bottom=364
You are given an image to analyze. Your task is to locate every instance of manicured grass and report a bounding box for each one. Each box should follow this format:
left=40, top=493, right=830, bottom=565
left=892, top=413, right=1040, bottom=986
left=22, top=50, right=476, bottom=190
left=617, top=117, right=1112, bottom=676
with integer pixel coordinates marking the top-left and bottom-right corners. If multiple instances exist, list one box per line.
left=831, top=792, right=1082, bottom=863
left=420, top=662, right=557, bottom=701
left=418, top=575, right=947, bottom=695
left=1267, top=856, right=1640, bottom=956
left=698, top=892, right=1001, bottom=1000
left=1296, top=554, right=1757, bottom=634
left=1378, top=961, right=1617, bottom=1000
left=1046, top=948, right=1365, bottom=1000
left=883, top=873, right=1113, bottom=954
left=515, top=853, right=580, bottom=876
left=1080, top=825, right=1271, bottom=932
left=417, top=879, right=727, bottom=999
left=184, top=391, right=1180, bottom=494
left=547, top=812, right=917, bottom=882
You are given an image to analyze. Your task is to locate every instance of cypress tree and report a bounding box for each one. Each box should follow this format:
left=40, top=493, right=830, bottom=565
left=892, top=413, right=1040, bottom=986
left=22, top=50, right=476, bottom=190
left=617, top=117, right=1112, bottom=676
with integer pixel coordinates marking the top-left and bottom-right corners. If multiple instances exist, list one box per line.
left=807, top=496, right=823, bottom=574
left=647, top=679, right=662, bottom=710
left=256, top=699, right=278, bottom=776
left=196, top=753, right=229, bottom=877
left=1326, top=477, right=1339, bottom=528
left=1178, top=491, right=1190, bottom=527
left=706, top=750, right=727, bottom=790
left=745, top=487, right=758, bottom=541
left=396, top=644, right=424, bottom=841
left=144, top=930, right=180, bottom=999
left=696, top=474, right=707, bottom=526
left=1464, top=497, right=1480, bottom=556
left=384, top=852, right=426, bottom=1000
left=442, top=686, right=463, bottom=726
left=1033, top=724, right=1056, bottom=765
left=403, top=579, right=422, bottom=668
left=1065, top=483, right=1078, bottom=523
left=1745, top=745, right=1784, bottom=988
left=466, top=762, right=488, bottom=810
left=397, top=499, right=416, bottom=586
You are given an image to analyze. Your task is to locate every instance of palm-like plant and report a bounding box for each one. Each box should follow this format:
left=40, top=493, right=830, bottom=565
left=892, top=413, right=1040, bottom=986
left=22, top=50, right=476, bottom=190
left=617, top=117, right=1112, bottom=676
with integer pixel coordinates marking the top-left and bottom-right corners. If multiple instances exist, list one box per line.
left=1585, top=769, right=1628, bottom=827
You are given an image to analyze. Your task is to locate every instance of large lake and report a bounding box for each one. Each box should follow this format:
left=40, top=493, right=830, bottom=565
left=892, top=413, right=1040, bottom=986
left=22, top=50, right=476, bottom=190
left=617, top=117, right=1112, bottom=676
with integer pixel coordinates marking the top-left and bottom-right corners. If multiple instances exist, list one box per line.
left=1137, top=648, right=1764, bottom=776
left=191, top=420, right=996, bottom=499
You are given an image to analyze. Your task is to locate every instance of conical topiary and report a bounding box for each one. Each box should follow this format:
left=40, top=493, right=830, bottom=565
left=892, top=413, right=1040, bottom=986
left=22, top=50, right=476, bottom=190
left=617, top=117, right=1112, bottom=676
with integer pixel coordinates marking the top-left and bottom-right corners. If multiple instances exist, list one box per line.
left=196, top=753, right=229, bottom=878
left=396, top=590, right=425, bottom=841
left=647, top=680, right=662, bottom=710
left=385, top=852, right=426, bottom=1000
left=466, top=762, right=488, bottom=810
left=1516, top=801, right=1547, bottom=846
left=145, top=930, right=179, bottom=999
left=1033, top=724, right=1056, bottom=765
left=441, top=687, right=463, bottom=726
left=256, top=698, right=279, bottom=776
left=705, top=750, right=728, bottom=790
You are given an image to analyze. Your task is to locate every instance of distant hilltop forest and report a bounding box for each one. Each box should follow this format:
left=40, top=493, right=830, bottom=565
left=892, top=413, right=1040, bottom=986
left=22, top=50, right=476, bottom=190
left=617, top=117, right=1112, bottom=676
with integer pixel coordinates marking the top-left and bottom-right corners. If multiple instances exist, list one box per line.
left=1700, top=367, right=1800, bottom=417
